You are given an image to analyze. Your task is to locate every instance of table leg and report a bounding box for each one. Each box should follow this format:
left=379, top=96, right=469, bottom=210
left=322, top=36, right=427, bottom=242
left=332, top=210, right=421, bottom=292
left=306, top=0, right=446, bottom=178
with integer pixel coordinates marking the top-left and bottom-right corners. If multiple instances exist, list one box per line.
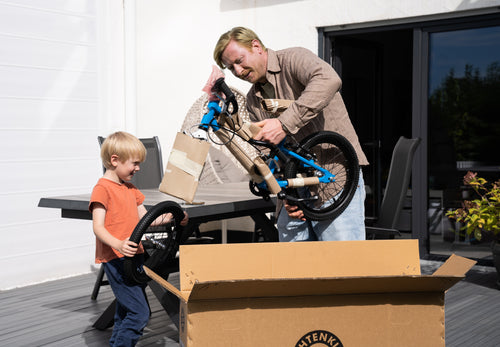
left=251, top=213, right=278, bottom=242
left=92, top=299, right=116, bottom=330
left=221, top=220, right=228, bottom=243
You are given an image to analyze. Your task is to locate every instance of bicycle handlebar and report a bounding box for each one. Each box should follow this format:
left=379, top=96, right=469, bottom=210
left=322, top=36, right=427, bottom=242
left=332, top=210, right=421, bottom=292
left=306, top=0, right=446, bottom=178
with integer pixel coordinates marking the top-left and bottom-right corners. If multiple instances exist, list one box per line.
left=213, top=77, right=238, bottom=115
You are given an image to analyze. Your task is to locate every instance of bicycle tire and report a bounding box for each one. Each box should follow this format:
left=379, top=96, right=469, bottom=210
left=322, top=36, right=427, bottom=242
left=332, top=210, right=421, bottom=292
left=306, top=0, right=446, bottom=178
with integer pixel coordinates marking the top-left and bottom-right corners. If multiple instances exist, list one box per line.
left=124, top=201, right=185, bottom=284
left=284, top=131, right=359, bottom=221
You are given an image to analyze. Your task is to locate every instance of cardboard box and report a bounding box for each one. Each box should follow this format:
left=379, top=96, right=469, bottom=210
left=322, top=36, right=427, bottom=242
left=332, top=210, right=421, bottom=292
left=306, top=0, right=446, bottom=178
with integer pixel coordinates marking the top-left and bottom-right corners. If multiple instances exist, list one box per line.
left=160, top=132, right=210, bottom=203
left=145, top=240, right=476, bottom=347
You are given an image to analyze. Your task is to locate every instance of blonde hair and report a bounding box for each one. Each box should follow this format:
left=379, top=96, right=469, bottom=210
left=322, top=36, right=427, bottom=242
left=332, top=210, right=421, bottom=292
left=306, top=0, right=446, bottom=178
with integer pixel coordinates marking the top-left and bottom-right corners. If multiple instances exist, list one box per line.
left=100, top=131, right=146, bottom=169
left=213, top=26, right=266, bottom=69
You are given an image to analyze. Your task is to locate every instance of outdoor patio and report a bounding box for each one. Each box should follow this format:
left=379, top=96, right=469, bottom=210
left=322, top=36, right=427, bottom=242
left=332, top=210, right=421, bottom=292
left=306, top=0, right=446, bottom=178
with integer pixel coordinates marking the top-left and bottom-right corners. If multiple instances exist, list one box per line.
left=1, top=259, right=499, bottom=347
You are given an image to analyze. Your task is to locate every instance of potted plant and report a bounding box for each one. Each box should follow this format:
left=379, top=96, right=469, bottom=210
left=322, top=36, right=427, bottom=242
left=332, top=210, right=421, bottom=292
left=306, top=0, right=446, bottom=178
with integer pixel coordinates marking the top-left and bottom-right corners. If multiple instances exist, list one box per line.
left=446, top=171, right=500, bottom=287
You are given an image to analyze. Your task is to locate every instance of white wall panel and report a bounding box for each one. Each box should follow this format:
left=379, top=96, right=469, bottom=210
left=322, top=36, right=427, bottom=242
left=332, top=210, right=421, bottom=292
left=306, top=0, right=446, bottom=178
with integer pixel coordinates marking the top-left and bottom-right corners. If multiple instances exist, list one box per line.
left=0, top=0, right=121, bottom=290
left=0, top=66, right=98, bottom=99
left=0, top=217, right=95, bottom=289
left=2, top=130, right=98, bottom=162
left=0, top=98, right=99, bottom=129
left=0, top=159, right=99, bottom=194
left=6, top=0, right=96, bottom=15
left=0, top=35, right=97, bottom=71
left=0, top=3, right=96, bottom=43
left=1, top=219, right=94, bottom=259
left=1, top=193, right=83, bottom=228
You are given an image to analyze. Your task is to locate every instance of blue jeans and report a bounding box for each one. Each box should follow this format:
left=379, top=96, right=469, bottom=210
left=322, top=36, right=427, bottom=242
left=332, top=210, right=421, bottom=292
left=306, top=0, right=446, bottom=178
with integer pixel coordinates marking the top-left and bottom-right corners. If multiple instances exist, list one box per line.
left=277, top=169, right=366, bottom=242
left=103, top=255, right=150, bottom=347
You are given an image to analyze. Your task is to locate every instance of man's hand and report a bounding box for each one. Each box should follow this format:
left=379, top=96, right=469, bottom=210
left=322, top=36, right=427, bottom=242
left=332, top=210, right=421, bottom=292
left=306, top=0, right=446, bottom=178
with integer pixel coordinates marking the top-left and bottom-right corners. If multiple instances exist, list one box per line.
left=284, top=200, right=306, bottom=221
left=253, top=118, right=286, bottom=145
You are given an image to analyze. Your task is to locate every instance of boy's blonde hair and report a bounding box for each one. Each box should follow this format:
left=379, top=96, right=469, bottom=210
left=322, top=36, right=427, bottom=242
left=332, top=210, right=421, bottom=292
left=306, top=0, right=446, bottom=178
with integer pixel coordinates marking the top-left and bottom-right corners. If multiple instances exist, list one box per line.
left=213, top=26, right=266, bottom=69
left=100, top=131, right=147, bottom=169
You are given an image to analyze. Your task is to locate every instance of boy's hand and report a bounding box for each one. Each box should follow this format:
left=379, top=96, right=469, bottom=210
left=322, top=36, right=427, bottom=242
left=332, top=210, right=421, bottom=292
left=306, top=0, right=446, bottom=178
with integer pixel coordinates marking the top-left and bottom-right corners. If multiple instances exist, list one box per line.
left=165, top=211, right=189, bottom=226
left=118, top=238, right=139, bottom=257
left=180, top=211, right=189, bottom=226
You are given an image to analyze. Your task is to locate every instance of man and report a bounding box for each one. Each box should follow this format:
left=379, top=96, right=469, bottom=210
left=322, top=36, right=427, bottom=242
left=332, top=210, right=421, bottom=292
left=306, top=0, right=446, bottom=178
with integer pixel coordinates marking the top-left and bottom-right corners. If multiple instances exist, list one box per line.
left=214, top=27, right=369, bottom=242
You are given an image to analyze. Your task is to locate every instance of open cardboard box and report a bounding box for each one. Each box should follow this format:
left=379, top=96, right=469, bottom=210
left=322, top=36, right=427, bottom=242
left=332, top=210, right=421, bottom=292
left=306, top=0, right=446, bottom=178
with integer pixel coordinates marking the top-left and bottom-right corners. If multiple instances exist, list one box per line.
left=145, top=239, right=476, bottom=347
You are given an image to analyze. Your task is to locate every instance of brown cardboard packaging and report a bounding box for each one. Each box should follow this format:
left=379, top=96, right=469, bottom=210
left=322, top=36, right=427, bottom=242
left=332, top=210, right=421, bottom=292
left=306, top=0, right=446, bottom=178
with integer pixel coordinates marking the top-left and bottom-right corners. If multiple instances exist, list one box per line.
left=159, top=132, right=210, bottom=203
left=145, top=240, right=476, bottom=347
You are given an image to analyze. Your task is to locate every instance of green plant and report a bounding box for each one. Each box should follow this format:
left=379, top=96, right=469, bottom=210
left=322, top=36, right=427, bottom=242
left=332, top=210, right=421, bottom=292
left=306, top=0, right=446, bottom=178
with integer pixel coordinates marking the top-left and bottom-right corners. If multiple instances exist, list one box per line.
left=446, top=171, right=500, bottom=242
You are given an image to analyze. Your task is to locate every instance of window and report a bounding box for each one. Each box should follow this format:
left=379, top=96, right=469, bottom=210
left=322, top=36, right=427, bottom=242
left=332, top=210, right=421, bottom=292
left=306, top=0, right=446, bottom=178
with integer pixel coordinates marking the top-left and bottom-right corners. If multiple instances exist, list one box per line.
left=428, top=25, right=500, bottom=260
left=322, top=12, right=500, bottom=261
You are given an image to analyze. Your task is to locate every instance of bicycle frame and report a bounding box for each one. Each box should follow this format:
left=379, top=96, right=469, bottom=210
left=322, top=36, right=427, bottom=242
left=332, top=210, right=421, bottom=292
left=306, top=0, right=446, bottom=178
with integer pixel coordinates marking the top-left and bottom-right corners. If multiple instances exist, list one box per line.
left=199, top=101, right=223, bottom=132
left=264, top=141, right=336, bottom=188
left=198, top=100, right=335, bottom=197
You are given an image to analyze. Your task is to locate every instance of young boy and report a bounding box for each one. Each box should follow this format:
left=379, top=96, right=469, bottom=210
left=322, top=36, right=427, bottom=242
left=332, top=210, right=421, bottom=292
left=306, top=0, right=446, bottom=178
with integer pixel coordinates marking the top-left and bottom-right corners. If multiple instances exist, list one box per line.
left=89, top=131, right=187, bottom=346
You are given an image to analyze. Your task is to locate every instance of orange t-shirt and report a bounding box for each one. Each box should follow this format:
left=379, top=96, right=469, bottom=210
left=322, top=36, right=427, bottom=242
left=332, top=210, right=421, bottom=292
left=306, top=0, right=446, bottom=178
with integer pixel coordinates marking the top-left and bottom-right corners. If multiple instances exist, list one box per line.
left=89, top=178, right=145, bottom=263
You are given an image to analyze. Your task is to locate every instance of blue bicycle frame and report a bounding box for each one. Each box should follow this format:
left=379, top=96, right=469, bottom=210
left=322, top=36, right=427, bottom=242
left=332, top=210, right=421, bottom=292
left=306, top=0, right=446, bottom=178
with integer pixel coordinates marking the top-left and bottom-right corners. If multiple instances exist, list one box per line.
left=199, top=101, right=223, bottom=132
left=199, top=100, right=336, bottom=193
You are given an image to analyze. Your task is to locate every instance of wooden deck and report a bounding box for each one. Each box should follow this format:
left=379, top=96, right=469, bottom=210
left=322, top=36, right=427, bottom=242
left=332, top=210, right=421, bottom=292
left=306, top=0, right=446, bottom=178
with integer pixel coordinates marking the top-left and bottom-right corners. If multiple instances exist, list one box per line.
left=1, top=259, right=499, bottom=347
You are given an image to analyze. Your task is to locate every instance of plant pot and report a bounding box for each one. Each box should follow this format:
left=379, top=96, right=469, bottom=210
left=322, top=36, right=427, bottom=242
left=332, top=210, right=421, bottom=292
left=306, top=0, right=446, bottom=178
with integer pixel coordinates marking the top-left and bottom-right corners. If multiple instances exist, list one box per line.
left=491, top=241, right=500, bottom=288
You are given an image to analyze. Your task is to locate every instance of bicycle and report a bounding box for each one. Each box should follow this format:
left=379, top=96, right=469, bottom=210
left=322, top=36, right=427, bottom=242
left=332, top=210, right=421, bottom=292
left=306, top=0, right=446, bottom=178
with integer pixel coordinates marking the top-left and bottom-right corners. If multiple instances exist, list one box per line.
left=191, top=77, right=360, bottom=222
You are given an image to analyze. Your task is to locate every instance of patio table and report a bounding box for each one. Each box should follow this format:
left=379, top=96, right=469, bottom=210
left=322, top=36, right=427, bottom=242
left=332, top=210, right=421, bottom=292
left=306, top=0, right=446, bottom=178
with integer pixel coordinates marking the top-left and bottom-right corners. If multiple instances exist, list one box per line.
left=38, top=181, right=278, bottom=242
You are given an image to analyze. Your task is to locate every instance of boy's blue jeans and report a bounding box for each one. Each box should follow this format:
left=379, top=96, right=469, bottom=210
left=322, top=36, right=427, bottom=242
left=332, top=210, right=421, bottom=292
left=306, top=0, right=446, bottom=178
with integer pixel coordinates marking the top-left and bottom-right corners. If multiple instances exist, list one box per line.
left=103, top=255, right=150, bottom=347
left=277, top=169, right=366, bottom=242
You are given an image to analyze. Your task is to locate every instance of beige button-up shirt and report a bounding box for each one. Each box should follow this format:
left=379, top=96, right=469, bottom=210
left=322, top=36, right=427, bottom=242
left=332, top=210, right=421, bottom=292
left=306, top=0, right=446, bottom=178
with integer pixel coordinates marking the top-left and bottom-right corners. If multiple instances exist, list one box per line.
left=246, top=47, right=369, bottom=166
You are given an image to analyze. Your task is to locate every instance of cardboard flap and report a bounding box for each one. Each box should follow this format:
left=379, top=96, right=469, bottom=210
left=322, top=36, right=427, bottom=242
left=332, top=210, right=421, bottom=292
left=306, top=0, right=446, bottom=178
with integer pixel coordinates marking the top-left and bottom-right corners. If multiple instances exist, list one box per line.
left=432, top=254, right=476, bottom=277
left=144, top=266, right=189, bottom=302
left=179, top=240, right=421, bottom=291
left=187, top=275, right=465, bottom=301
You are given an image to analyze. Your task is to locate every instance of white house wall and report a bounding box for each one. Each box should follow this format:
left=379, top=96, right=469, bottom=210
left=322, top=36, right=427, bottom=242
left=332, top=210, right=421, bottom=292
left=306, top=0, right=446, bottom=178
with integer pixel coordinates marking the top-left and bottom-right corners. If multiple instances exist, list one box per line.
left=0, top=0, right=125, bottom=290
left=1, top=0, right=499, bottom=289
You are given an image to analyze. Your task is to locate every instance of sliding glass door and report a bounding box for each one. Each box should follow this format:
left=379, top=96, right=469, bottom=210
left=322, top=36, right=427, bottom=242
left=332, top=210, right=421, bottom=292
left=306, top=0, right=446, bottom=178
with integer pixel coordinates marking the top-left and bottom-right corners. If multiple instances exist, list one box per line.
left=427, top=25, right=500, bottom=260
left=322, top=14, right=500, bottom=261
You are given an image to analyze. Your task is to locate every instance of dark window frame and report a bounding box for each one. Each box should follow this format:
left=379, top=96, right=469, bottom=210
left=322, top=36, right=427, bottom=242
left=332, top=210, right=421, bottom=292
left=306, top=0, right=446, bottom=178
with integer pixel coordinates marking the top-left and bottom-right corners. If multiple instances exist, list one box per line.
left=319, top=10, right=500, bottom=256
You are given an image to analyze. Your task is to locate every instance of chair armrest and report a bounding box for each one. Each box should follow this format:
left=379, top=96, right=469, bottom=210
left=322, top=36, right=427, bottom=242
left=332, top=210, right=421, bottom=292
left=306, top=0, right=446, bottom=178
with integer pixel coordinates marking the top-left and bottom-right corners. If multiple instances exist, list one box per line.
left=365, top=226, right=401, bottom=240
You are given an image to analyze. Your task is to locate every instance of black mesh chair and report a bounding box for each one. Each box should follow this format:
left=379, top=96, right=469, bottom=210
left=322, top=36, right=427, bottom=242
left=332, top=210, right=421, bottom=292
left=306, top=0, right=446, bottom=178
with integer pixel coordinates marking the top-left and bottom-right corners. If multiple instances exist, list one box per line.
left=92, top=135, right=164, bottom=300
left=366, top=136, right=421, bottom=239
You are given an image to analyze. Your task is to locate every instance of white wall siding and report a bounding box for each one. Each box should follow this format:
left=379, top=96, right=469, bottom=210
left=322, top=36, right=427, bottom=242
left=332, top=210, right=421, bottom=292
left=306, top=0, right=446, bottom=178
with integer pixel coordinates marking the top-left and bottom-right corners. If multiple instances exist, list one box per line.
left=0, top=0, right=107, bottom=289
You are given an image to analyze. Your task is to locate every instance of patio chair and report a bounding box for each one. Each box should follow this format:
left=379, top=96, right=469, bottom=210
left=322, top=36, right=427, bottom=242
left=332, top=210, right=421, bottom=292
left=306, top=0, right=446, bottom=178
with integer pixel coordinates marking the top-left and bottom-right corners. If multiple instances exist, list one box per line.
left=91, top=135, right=164, bottom=300
left=365, top=136, right=421, bottom=239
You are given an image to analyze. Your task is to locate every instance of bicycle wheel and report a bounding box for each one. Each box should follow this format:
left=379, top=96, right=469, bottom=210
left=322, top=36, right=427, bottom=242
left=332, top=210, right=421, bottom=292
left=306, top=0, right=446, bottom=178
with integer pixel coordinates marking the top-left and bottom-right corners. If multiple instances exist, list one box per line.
left=284, top=131, right=359, bottom=221
left=124, top=201, right=185, bottom=284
